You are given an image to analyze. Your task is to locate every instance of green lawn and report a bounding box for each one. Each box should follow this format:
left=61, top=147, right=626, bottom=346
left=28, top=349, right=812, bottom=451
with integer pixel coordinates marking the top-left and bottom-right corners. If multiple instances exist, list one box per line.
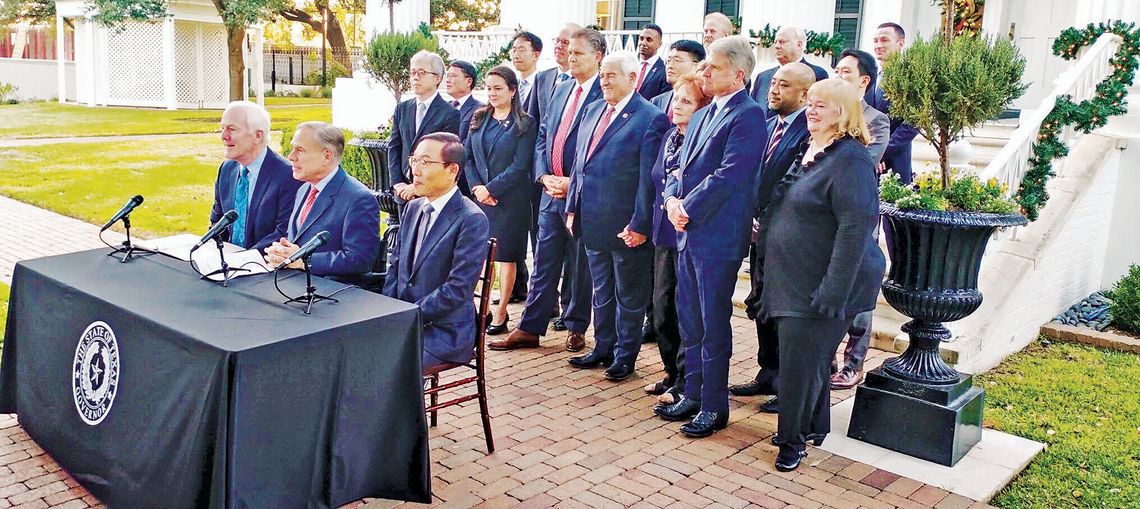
left=0, top=282, right=8, bottom=340
left=980, top=340, right=1140, bottom=508
left=0, top=135, right=220, bottom=238
left=0, top=99, right=331, bottom=139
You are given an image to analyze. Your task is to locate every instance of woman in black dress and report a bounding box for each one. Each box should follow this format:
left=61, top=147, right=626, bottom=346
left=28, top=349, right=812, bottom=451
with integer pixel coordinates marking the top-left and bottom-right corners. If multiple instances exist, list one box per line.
left=759, top=78, right=886, bottom=471
left=464, top=65, right=537, bottom=334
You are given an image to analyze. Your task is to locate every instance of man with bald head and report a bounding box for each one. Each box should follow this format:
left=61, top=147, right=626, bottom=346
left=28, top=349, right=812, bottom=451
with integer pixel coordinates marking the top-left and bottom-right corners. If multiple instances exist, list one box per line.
left=731, top=62, right=816, bottom=410
left=212, top=100, right=303, bottom=253
left=750, top=26, right=829, bottom=118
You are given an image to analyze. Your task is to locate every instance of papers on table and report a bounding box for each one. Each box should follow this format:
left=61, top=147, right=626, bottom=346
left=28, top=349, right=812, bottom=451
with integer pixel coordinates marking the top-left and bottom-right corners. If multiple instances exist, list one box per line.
left=138, top=234, right=271, bottom=282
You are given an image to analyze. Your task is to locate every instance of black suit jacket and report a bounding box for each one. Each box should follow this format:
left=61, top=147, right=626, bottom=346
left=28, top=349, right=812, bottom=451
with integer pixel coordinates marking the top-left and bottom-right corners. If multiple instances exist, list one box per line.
left=755, top=112, right=809, bottom=217
left=749, top=58, right=830, bottom=118
left=636, top=58, right=671, bottom=100
left=386, top=94, right=461, bottom=190
left=456, top=96, right=484, bottom=143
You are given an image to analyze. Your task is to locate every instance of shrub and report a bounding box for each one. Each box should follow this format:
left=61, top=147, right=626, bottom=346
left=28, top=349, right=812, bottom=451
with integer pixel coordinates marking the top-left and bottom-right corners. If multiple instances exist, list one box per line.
left=304, top=57, right=351, bottom=86
left=280, top=124, right=295, bottom=156
left=1110, top=264, right=1140, bottom=334
left=298, top=87, right=315, bottom=98
left=879, top=171, right=1018, bottom=214
left=0, top=82, right=17, bottom=103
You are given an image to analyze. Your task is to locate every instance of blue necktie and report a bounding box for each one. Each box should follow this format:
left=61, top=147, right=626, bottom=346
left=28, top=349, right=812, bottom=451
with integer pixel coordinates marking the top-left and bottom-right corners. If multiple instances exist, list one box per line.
left=232, top=167, right=249, bottom=248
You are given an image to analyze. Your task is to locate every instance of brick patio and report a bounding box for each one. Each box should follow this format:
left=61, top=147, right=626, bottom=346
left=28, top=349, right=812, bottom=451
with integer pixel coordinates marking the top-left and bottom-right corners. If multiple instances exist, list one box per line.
left=0, top=307, right=998, bottom=509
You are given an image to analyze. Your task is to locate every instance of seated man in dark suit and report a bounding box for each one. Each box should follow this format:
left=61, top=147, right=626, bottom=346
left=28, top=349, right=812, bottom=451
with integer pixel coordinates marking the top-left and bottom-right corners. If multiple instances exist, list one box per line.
left=651, top=39, right=705, bottom=119
left=635, top=24, right=670, bottom=100
left=387, top=50, right=461, bottom=203
left=383, top=132, right=490, bottom=370
left=656, top=36, right=766, bottom=438
left=565, top=51, right=670, bottom=380
left=731, top=62, right=815, bottom=410
left=749, top=26, right=829, bottom=118
left=212, top=101, right=303, bottom=252
left=264, top=122, right=380, bottom=277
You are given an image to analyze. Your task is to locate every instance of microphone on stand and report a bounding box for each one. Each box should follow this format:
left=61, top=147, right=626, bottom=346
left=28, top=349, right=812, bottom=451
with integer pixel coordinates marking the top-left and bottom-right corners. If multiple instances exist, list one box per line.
left=192, top=210, right=238, bottom=252
left=101, top=195, right=144, bottom=231
left=274, top=231, right=331, bottom=270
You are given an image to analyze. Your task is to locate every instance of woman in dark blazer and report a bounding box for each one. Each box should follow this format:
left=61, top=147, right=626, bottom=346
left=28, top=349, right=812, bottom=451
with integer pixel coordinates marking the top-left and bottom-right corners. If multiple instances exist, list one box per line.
left=645, top=73, right=711, bottom=405
left=464, top=65, right=537, bottom=334
left=759, top=78, right=886, bottom=472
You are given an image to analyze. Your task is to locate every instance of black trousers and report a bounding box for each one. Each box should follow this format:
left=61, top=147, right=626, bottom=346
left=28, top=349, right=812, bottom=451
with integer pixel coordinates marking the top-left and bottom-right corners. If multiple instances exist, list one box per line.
left=652, top=246, right=684, bottom=385
left=775, top=316, right=850, bottom=450
left=745, top=243, right=780, bottom=382
left=837, top=310, right=873, bottom=372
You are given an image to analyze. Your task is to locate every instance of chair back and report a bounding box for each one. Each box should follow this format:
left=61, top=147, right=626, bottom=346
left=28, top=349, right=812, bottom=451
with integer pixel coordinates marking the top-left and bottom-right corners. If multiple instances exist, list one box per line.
left=473, top=238, right=498, bottom=359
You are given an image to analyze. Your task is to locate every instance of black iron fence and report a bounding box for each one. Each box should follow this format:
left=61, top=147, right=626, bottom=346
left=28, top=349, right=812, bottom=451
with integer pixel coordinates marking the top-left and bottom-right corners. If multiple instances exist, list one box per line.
left=264, top=45, right=363, bottom=88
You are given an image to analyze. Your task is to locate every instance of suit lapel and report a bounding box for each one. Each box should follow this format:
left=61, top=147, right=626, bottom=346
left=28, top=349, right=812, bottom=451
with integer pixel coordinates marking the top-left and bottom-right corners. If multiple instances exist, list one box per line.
left=410, top=192, right=462, bottom=277
left=415, top=95, right=447, bottom=139
left=470, top=121, right=490, bottom=183
left=295, top=169, right=344, bottom=239
left=399, top=200, right=421, bottom=277
left=587, top=98, right=636, bottom=162
left=245, top=149, right=280, bottom=242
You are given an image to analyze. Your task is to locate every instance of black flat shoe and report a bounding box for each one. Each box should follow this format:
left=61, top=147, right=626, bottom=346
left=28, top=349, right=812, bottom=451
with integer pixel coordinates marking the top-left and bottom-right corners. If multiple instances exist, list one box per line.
left=758, top=396, right=779, bottom=414
left=552, top=318, right=568, bottom=331
left=775, top=449, right=808, bottom=472
left=568, top=349, right=614, bottom=369
left=604, top=361, right=635, bottom=381
left=654, top=395, right=700, bottom=421
left=680, top=411, right=729, bottom=438
left=729, top=378, right=777, bottom=397
left=771, top=433, right=826, bottom=447
left=485, top=320, right=509, bottom=335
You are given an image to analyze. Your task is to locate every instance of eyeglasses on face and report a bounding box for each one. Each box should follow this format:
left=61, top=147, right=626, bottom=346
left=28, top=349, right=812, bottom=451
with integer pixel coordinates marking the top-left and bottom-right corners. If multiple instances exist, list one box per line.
left=408, top=156, right=446, bottom=167
left=409, top=69, right=439, bottom=78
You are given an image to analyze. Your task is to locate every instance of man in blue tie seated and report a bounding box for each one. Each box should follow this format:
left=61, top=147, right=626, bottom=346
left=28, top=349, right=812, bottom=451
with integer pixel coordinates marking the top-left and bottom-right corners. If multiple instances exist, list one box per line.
left=565, top=51, right=670, bottom=380
left=211, top=101, right=302, bottom=252
left=383, top=132, right=490, bottom=370
left=656, top=36, right=766, bottom=438
left=387, top=51, right=461, bottom=203
left=264, top=122, right=380, bottom=277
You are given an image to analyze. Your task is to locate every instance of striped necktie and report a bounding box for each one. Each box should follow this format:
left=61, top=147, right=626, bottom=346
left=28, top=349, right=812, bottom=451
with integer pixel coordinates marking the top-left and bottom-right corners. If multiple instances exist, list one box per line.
left=765, top=119, right=786, bottom=164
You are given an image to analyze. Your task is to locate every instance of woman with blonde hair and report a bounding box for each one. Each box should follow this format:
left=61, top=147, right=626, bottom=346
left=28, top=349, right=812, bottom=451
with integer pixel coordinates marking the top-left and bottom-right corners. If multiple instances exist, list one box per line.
left=645, top=72, right=712, bottom=405
left=757, top=78, right=886, bottom=471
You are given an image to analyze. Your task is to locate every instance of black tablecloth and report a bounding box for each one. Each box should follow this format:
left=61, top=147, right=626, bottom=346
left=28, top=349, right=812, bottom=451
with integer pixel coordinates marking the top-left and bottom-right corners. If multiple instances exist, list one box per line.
left=0, top=249, right=431, bottom=508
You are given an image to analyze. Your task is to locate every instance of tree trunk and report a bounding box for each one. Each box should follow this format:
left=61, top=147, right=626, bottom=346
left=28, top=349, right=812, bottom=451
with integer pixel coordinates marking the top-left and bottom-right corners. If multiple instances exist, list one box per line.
left=279, top=5, right=351, bottom=67
left=388, top=1, right=396, bottom=34
left=938, top=129, right=951, bottom=189
left=226, top=25, right=247, bottom=102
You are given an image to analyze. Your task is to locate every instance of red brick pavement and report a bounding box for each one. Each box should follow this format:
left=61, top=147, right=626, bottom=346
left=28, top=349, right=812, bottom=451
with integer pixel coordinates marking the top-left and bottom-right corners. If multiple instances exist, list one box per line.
left=0, top=307, right=1000, bottom=509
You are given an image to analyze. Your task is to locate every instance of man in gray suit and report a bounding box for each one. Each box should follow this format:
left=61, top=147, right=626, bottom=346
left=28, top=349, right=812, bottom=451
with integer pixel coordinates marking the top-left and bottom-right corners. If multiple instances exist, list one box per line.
left=830, top=48, right=890, bottom=390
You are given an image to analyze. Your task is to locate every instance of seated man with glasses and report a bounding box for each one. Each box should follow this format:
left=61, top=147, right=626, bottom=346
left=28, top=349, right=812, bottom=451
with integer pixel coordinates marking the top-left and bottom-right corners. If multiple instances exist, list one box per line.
left=386, top=50, right=461, bottom=205
left=384, top=132, right=490, bottom=370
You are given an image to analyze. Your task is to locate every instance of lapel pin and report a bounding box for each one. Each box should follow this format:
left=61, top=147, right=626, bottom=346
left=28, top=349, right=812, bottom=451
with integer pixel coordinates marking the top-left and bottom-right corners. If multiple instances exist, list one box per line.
left=622, top=113, right=629, bottom=119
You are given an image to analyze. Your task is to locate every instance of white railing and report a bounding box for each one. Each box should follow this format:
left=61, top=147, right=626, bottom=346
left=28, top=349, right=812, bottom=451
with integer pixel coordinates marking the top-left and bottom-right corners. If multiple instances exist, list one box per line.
left=978, top=32, right=1121, bottom=241
left=979, top=33, right=1122, bottom=196
left=431, top=30, right=703, bottom=65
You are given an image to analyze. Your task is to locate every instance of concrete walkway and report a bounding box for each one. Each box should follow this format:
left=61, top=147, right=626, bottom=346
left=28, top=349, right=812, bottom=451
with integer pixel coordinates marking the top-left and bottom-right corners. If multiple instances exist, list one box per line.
left=0, top=196, right=999, bottom=509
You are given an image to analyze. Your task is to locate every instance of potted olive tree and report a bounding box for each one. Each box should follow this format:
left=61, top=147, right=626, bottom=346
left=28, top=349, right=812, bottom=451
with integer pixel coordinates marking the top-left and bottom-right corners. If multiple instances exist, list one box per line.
left=847, top=20, right=1029, bottom=466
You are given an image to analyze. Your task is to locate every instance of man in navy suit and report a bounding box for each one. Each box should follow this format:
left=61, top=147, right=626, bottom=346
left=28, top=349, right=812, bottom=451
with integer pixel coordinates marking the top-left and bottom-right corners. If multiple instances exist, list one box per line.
left=872, top=22, right=917, bottom=183
left=212, top=101, right=303, bottom=253
left=656, top=36, right=766, bottom=438
left=522, top=24, right=581, bottom=124
left=750, top=27, right=829, bottom=118
left=264, top=122, right=380, bottom=277
left=731, top=62, right=815, bottom=408
left=565, top=51, right=670, bottom=380
left=651, top=40, right=705, bottom=117
left=383, top=132, right=490, bottom=370
left=635, top=24, right=670, bottom=100
left=490, top=28, right=605, bottom=352
left=387, top=50, right=461, bottom=203
left=445, top=60, right=484, bottom=143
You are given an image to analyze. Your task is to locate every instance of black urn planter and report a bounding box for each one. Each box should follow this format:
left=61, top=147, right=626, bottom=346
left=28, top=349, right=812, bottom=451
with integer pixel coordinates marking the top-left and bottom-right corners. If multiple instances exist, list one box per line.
left=847, top=203, right=1027, bottom=466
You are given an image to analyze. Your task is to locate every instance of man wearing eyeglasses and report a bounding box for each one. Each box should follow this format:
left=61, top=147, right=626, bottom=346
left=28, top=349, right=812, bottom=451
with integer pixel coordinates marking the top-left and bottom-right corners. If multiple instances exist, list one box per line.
left=383, top=132, right=490, bottom=370
left=526, top=24, right=581, bottom=124
left=651, top=40, right=705, bottom=120
left=386, top=50, right=461, bottom=205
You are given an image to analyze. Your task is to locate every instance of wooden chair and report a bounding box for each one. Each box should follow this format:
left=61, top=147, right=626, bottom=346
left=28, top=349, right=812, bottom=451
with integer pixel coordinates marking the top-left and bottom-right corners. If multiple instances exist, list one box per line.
left=423, top=238, right=497, bottom=454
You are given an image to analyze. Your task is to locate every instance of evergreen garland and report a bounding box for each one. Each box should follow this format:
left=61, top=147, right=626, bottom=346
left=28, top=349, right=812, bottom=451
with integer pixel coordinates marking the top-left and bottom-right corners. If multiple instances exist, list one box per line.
left=1015, top=21, right=1140, bottom=220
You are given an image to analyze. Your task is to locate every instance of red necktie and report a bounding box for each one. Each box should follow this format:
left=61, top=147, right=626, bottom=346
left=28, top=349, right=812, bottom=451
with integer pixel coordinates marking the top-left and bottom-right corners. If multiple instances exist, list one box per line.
left=765, top=119, right=786, bottom=163
left=296, top=187, right=319, bottom=228
left=550, top=85, right=584, bottom=177
left=636, top=61, right=649, bottom=91
left=587, top=105, right=616, bottom=160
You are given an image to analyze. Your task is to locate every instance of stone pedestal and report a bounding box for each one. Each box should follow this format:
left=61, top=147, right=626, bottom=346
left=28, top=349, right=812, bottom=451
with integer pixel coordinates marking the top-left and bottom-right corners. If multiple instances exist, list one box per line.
left=847, top=368, right=984, bottom=467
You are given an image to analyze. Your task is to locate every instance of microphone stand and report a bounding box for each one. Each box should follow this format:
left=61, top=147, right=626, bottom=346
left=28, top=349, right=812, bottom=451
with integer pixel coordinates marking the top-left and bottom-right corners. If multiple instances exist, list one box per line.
left=282, top=253, right=338, bottom=314
left=106, top=215, right=156, bottom=263
left=199, top=235, right=250, bottom=287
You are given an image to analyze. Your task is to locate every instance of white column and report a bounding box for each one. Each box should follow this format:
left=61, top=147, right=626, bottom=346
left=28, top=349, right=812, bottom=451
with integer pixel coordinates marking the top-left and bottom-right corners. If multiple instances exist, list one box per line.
left=980, top=0, right=1009, bottom=38
left=56, top=15, right=67, bottom=103
left=162, top=17, right=176, bottom=109
left=253, top=26, right=265, bottom=106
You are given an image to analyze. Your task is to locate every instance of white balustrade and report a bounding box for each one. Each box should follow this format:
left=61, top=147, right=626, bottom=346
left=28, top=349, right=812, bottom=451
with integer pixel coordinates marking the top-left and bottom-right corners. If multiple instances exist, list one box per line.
left=431, top=30, right=703, bottom=65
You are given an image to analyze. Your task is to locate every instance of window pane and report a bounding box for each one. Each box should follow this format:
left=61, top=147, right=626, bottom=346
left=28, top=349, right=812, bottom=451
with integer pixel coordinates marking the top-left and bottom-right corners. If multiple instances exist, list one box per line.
left=836, top=0, right=861, bottom=14
left=705, top=0, right=739, bottom=18
left=833, top=17, right=859, bottom=50
left=624, top=0, right=654, bottom=18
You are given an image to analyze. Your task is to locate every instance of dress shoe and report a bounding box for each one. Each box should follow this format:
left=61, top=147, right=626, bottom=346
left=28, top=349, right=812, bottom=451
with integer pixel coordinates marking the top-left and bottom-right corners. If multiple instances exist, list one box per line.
left=830, top=367, right=864, bottom=390
left=485, top=317, right=509, bottom=335
left=680, top=411, right=729, bottom=438
left=654, top=396, right=700, bottom=421
left=604, top=360, right=635, bottom=381
left=758, top=396, right=779, bottom=414
left=775, top=448, right=808, bottom=472
left=488, top=329, right=539, bottom=350
left=568, top=349, right=613, bottom=369
left=641, top=319, right=657, bottom=343
left=565, top=331, right=586, bottom=352
left=771, top=433, right=826, bottom=447
left=728, top=378, right=777, bottom=397
left=552, top=318, right=568, bottom=331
